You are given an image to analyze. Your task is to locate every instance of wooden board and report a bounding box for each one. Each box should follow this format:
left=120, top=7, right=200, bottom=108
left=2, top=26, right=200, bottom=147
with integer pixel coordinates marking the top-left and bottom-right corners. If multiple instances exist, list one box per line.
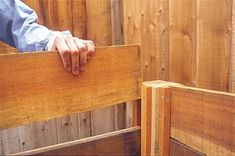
left=21, top=0, right=45, bottom=25
left=197, top=0, right=232, bottom=91
left=0, top=45, right=142, bottom=130
left=72, top=0, right=87, bottom=38
left=170, top=138, right=205, bottom=156
left=15, top=127, right=140, bottom=156
left=171, top=87, right=235, bottom=155
left=122, top=0, right=169, bottom=81
left=43, top=0, right=73, bottom=32
left=229, top=0, right=235, bottom=93
left=169, top=0, right=196, bottom=86
left=86, top=0, right=112, bottom=46
left=141, top=84, right=171, bottom=156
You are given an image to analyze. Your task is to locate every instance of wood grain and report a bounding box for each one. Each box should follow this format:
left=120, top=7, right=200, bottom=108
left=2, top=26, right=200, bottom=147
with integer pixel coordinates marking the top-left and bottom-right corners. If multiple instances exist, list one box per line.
left=0, top=45, right=141, bottom=130
left=22, top=0, right=45, bottom=25
left=56, top=114, right=79, bottom=143
left=72, top=0, right=87, bottom=38
left=0, top=132, right=3, bottom=155
left=86, top=0, right=112, bottom=46
left=122, top=0, right=169, bottom=81
left=170, top=138, right=205, bottom=156
left=169, top=0, right=196, bottom=86
left=171, top=87, right=235, bottom=155
left=142, top=80, right=235, bottom=156
left=15, top=127, right=141, bottom=156
left=141, top=83, right=171, bottom=156
left=141, top=86, right=152, bottom=155
left=111, top=0, right=124, bottom=45
left=229, top=0, right=235, bottom=93
left=43, top=0, right=73, bottom=32
left=31, top=119, right=58, bottom=149
left=197, top=0, right=232, bottom=91
left=78, top=112, right=92, bottom=139
left=158, top=88, right=171, bottom=156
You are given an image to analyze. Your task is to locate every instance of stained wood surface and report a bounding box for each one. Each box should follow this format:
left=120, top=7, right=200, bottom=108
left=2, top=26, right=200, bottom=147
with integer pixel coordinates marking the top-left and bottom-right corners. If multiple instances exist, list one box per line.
left=158, top=88, right=171, bottom=156
left=142, top=80, right=235, bottom=156
left=141, top=85, right=171, bottom=156
left=0, top=45, right=141, bottom=130
left=1, top=1, right=129, bottom=154
left=87, top=0, right=112, bottom=46
left=169, top=0, right=196, bottom=86
left=170, top=138, right=205, bottom=156
left=141, top=86, right=152, bottom=155
left=122, top=0, right=169, bottom=81
left=197, top=0, right=232, bottom=91
left=171, top=86, right=235, bottom=155
left=15, top=127, right=141, bottom=156
left=229, top=0, right=235, bottom=93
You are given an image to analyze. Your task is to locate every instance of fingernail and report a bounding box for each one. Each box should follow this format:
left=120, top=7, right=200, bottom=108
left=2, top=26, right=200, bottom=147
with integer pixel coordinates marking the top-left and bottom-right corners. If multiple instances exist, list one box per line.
left=66, top=64, right=72, bottom=72
left=87, top=55, right=91, bottom=61
left=73, top=69, right=79, bottom=75
left=80, top=66, right=85, bottom=72
left=67, top=67, right=72, bottom=72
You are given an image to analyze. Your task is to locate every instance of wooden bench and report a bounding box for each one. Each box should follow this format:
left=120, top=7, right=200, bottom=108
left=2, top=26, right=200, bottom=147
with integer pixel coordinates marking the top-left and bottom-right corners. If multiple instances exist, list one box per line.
left=142, top=81, right=235, bottom=156
left=0, top=45, right=142, bottom=155
left=1, top=45, right=234, bottom=155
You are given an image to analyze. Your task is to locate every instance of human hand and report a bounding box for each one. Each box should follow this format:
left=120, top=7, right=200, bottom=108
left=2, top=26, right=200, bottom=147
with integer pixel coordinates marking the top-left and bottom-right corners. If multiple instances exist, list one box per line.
left=50, top=36, right=95, bottom=75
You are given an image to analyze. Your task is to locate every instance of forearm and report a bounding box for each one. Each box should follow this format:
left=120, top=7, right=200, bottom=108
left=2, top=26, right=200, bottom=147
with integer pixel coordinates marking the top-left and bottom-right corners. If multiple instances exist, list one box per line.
left=0, top=0, right=54, bottom=52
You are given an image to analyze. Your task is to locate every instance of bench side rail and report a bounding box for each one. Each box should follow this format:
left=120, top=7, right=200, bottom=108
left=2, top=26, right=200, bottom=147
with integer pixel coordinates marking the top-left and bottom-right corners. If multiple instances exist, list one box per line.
left=0, top=45, right=142, bottom=130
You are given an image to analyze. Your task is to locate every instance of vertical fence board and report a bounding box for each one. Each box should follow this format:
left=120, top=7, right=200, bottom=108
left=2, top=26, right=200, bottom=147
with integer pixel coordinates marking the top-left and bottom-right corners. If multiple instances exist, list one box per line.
left=86, top=0, right=116, bottom=136
left=18, top=126, right=35, bottom=152
left=1, top=127, right=21, bottom=154
left=0, top=133, right=3, bottom=155
left=56, top=114, right=79, bottom=143
left=22, top=0, right=45, bottom=24
left=169, top=0, right=196, bottom=86
left=197, top=0, right=232, bottom=91
left=78, top=112, right=92, bottom=139
left=31, top=120, right=58, bottom=149
left=158, top=0, right=170, bottom=80
left=91, top=107, right=116, bottom=135
left=111, top=0, right=124, bottom=45
left=86, top=0, right=112, bottom=45
left=122, top=0, right=169, bottom=81
left=43, top=0, right=73, bottom=32
left=229, top=0, right=235, bottom=93
left=72, top=0, right=87, bottom=38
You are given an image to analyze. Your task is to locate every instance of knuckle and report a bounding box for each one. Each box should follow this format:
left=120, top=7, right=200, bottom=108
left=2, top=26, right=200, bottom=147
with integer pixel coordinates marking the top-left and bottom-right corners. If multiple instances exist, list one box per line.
left=61, top=50, right=70, bottom=57
left=55, top=36, right=62, bottom=43
left=73, top=37, right=79, bottom=40
left=79, top=46, right=86, bottom=52
left=71, top=50, right=79, bottom=57
left=88, top=40, right=94, bottom=45
left=65, top=36, right=73, bottom=40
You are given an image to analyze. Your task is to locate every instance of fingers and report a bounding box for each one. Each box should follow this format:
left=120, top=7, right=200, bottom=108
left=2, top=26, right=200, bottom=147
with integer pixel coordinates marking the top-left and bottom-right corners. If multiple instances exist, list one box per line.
left=53, top=36, right=95, bottom=75
left=80, top=39, right=95, bottom=61
left=74, top=38, right=87, bottom=72
left=54, top=36, right=72, bottom=72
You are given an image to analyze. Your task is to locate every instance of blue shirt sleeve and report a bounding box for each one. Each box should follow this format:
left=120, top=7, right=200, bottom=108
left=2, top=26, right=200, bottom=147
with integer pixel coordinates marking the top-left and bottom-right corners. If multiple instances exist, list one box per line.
left=0, top=0, right=55, bottom=52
